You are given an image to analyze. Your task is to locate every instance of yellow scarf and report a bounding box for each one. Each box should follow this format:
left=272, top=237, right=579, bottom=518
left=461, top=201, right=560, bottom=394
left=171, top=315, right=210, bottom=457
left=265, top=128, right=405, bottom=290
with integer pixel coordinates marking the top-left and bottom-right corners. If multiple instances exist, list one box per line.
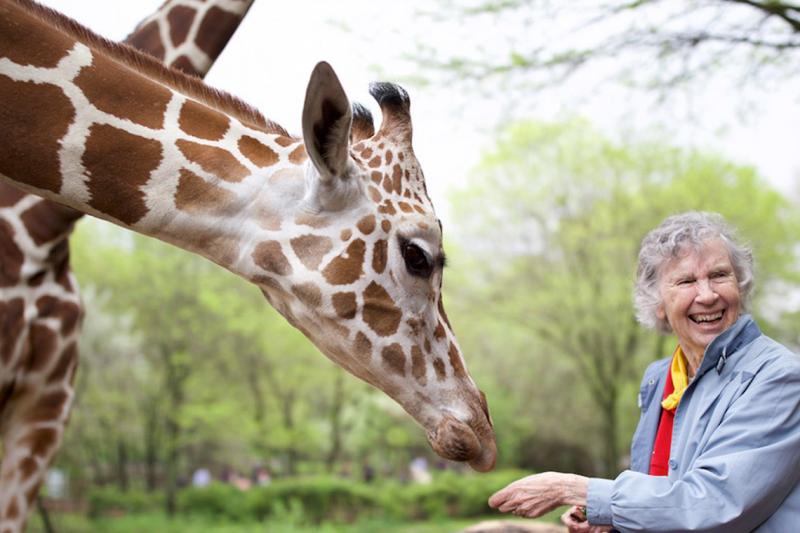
left=661, top=346, right=689, bottom=412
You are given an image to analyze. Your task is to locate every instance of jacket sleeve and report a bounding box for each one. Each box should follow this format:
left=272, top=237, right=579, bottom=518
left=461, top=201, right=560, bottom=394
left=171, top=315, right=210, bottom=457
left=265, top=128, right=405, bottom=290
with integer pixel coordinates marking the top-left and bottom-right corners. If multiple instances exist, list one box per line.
left=586, top=358, right=800, bottom=532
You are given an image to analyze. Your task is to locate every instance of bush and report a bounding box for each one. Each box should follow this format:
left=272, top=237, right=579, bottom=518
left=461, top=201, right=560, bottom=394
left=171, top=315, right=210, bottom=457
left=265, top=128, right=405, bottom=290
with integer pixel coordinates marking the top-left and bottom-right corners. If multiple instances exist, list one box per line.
left=177, top=483, right=249, bottom=521
left=87, top=487, right=162, bottom=518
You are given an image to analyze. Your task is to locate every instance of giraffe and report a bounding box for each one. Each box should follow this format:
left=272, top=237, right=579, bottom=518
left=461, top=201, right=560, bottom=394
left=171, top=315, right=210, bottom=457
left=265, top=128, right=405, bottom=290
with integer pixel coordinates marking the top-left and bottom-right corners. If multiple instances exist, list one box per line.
left=0, top=0, right=496, bottom=506
left=0, top=0, right=254, bottom=530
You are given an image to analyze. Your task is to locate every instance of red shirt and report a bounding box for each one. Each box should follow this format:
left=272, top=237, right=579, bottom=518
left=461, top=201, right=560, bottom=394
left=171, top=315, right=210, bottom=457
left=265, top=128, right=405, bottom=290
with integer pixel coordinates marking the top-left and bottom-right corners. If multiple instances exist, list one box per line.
left=649, top=365, right=676, bottom=476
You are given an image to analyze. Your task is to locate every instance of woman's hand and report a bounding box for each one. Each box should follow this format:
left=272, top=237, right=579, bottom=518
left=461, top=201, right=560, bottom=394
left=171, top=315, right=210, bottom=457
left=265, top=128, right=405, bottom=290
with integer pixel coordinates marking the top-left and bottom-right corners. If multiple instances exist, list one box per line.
left=488, top=472, right=589, bottom=519
left=561, top=505, right=613, bottom=533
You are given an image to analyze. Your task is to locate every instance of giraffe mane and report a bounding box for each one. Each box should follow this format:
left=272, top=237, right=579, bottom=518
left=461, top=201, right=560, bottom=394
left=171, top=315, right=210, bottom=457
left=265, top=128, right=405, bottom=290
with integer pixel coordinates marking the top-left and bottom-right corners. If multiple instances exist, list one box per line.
left=14, top=0, right=289, bottom=137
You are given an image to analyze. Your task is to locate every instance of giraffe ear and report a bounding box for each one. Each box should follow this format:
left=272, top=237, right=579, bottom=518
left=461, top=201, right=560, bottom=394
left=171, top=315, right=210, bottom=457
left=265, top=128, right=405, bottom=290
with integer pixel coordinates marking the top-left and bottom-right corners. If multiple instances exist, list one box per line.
left=302, top=62, right=353, bottom=182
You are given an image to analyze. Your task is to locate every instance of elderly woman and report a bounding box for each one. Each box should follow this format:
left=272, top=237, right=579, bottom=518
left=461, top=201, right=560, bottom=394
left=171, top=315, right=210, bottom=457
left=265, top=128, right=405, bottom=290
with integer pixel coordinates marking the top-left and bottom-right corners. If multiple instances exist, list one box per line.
left=489, top=211, right=800, bottom=532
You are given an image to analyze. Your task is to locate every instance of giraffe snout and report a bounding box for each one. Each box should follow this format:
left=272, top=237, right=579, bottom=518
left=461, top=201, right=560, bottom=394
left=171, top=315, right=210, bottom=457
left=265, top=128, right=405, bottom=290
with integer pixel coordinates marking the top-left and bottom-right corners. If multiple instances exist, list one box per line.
left=427, top=412, right=497, bottom=472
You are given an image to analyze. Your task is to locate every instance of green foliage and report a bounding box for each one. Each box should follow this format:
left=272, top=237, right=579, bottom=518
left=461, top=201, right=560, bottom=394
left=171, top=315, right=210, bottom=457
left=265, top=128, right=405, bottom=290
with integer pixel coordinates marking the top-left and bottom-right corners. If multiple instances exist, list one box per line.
left=87, top=488, right=162, bottom=518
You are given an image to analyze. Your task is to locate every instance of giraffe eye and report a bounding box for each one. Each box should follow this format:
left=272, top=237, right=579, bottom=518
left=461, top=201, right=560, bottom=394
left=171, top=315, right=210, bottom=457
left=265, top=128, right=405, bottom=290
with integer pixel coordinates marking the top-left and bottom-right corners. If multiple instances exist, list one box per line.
left=401, top=240, right=433, bottom=278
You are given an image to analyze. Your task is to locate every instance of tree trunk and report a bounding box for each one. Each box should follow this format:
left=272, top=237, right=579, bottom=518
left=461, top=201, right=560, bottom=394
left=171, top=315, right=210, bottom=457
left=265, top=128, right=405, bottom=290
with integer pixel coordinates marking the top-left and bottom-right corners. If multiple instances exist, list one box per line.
left=116, top=439, right=129, bottom=491
left=325, top=373, right=345, bottom=472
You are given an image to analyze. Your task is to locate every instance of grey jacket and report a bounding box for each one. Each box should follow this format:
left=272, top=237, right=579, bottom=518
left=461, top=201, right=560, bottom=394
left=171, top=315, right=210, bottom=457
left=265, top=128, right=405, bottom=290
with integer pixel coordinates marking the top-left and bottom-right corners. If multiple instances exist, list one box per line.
left=587, top=315, right=800, bottom=532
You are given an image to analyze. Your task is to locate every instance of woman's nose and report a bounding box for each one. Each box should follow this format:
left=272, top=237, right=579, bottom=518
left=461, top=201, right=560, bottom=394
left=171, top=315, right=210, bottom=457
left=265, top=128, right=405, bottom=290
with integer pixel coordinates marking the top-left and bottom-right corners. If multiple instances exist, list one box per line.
left=695, top=278, right=718, bottom=302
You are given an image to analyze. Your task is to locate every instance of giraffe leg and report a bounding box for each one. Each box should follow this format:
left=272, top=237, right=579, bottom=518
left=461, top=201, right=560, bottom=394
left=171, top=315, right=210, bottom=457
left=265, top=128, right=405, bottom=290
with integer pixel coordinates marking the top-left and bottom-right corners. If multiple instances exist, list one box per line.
left=0, top=333, right=78, bottom=533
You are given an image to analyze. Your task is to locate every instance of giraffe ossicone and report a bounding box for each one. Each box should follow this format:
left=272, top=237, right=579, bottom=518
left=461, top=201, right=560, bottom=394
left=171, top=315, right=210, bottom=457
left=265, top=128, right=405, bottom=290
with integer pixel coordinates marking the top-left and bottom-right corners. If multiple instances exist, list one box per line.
left=0, top=0, right=496, bottom=472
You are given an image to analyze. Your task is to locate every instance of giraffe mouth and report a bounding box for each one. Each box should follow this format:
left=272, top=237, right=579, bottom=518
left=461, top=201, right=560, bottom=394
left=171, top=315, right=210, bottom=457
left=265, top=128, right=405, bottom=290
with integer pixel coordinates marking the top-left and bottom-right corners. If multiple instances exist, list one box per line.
left=427, top=413, right=497, bottom=472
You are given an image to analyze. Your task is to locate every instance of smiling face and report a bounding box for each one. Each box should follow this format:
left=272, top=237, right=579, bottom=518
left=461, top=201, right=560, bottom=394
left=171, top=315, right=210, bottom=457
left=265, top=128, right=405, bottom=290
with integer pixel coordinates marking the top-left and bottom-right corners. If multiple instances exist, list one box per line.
left=656, top=238, right=742, bottom=369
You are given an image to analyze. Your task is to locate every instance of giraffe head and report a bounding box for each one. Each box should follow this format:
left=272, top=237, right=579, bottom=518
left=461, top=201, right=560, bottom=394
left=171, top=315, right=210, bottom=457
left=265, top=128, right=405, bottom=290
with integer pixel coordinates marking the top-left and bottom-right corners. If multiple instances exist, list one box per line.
left=253, top=62, right=496, bottom=471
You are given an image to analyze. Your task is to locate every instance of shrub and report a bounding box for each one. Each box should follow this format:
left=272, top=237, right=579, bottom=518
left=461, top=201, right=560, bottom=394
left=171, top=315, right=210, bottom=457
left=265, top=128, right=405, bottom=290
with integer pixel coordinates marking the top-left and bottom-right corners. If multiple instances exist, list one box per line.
left=177, top=483, right=249, bottom=521
left=87, top=487, right=162, bottom=518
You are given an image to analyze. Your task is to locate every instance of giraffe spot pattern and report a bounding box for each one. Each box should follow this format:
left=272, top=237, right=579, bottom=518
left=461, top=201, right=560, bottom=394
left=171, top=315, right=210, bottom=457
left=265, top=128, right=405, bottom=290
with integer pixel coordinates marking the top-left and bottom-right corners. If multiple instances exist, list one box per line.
left=27, top=390, right=68, bottom=423
left=398, top=202, right=413, bottom=213
left=197, top=6, right=241, bottom=58
left=47, top=342, right=78, bottom=385
left=239, top=135, right=279, bottom=167
left=167, top=5, right=196, bottom=47
left=290, top=235, right=333, bottom=271
left=322, top=239, right=365, bottom=285
left=20, top=199, right=81, bottom=246
left=433, top=357, right=447, bottom=381
left=295, top=213, right=331, bottom=229
left=289, top=144, right=307, bottom=164
left=0, top=78, right=75, bottom=194
left=169, top=55, right=198, bottom=76
left=29, top=324, right=57, bottom=373
left=4, top=500, right=18, bottom=520
left=411, top=346, right=427, bottom=385
left=35, top=295, right=81, bottom=336
left=0, top=182, right=27, bottom=207
left=252, top=240, right=292, bottom=276
left=354, top=331, right=372, bottom=363
left=291, top=283, right=322, bottom=308
left=179, top=99, right=230, bottom=140
left=357, top=215, right=376, bottom=235
left=19, top=458, right=37, bottom=481
left=362, top=281, right=402, bottom=337
left=0, top=219, right=23, bottom=287
left=83, top=124, right=161, bottom=225
left=332, top=292, right=357, bottom=319
left=368, top=186, right=382, bottom=203
left=176, top=139, right=249, bottom=182
left=381, top=220, right=392, bottom=233
left=378, top=201, right=396, bottom=215
left=448, top=341, right=466, bottom=378
left=74, top=54, right=172, bottom=129
left=274, top=136, right=295, bottom=147
left=0, top=4, right=74, bottom=68
left=382, top=343, right=406, bottom=376
left=175, top=168, right=236, bottom=216
left=340, top=229, right=352, bottom=241
left=22, top=428, right=57, bottom=458
left=124, top=21, right=165, bottom=61
left=372, top=239, right=388, bottom=274
left=433, top=321, right=446, bottom=341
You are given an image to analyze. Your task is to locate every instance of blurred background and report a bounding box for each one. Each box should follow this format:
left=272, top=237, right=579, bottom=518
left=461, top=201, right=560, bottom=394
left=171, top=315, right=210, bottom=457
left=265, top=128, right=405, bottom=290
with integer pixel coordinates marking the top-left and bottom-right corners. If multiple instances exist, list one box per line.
left=28, top=1, right=800, bottom=531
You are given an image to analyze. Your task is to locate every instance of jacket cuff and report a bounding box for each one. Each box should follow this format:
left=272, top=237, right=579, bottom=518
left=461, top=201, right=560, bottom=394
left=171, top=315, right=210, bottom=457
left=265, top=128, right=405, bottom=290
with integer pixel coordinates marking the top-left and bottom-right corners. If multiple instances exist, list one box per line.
left=587, top=477, right=614, bottom=526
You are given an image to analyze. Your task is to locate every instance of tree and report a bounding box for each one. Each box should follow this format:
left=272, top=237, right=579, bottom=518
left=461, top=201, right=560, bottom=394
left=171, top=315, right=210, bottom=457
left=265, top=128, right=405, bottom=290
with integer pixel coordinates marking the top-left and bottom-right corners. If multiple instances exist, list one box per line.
left=447, top=118, right=800, bottom=475
left=417, top=1, right=800, bottom=96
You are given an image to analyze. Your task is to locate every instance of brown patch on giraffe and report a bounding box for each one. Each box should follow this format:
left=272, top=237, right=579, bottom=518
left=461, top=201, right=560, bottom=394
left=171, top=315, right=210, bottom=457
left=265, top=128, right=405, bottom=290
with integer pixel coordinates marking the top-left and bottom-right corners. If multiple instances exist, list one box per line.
left=295, top=214, right=331, bottom=229
left=438, top=297, right=454, bottom=329
left=179, top=99, right=230, bottom=140
left=196, top=6, right=241, bottom=58
left=414, top=205, right=426, bottom=214
left=48, top=342, right=78, bottom=385
left=372, top=239, right=388, bottom=274
left=354, top=331, right=372, bottom=363
left=360, top=147, right=373, bottom=159
left=239, top=135, right=279, bottom=167
left=83, top=124, right=161, bottom=226
left=411, top=346, right=427, bottom=385
left=28, top=390, right=68, bottom=423
left=0, top=220, right=23, bottom=287
left=258, top=213, right=282, bottom=231
left=424, top=338, right=431, bottom=354
left=252, top=240, right=292, bottom=276
left=357, top=215, right=376, bottom=235
left=0, top=5, right=74, bottom=67
left=332, top=292, right=357, bottom=320
left=75, top=54, right=171, bottom=129
left=0, top=182, right=27, bottom=207
left=275, top=136, right=295, bottom=147
left=386, top=150, right=394, bottom=164
left=169, top=55, right=199, bottom=76
left=0, top=78, right=74, bottom=194
left=22, top=428, right=57, bottom=458
left=378, top=201, right=396, bottom=215
left=381, top=220, right=392, bottom=233
left=368, top=155, right=382, bottom=168
left=433, top=320, right=446, bottom=341
left=176, top=140, right=249, bottom=182
left=320, top=316, right=350, bottom=340
left=382, top=176, right=393, bottom=194
left=370, top=171, right=382, bottom=184
left=382, top=343, right=406, bottom=376
left=362, top=282, right=402, bottom=336
left=290, top=235, right=333, bottom=271
left=5, top=500, right=19, bottom=520
left=167, top=5, right=196, bottom=46
left=20, top=457, right=37, bottom=481
left=322, top=239, right=366, bottom=285
left=433, top=357, right=447, bottom=381
left=340, top=229, right=352, bottom=241
left=124, top=21, right=165, bottom=61
left=20, top=200, right=81, bottom=246
left=368, top=186, right=382, bottom=203
left=398, top=202, right=413, bottom=213
left=448, top=342, right=466, bottom=378
left=291, top=283, right=322, bottom=308
left=392, top=164, right=403, bottom=193
left=174, top=168, right=236, bottom=216
left=29, top=324, right=57, bottom=372
left=289, top=144, right=307, bottom=164
left=35, top=296, right=81, bottom=336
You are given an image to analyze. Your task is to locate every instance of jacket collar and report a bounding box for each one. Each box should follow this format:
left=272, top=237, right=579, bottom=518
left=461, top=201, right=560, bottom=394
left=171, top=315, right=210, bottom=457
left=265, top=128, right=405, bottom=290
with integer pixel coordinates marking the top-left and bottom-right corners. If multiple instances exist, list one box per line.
left=696, top=314, right=761, bottom=377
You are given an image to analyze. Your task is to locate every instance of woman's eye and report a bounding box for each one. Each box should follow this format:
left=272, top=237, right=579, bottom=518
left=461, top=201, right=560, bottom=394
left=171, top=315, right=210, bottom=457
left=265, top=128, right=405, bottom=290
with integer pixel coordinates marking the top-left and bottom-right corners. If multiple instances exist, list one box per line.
left=402, top=241, right=433, bottom=278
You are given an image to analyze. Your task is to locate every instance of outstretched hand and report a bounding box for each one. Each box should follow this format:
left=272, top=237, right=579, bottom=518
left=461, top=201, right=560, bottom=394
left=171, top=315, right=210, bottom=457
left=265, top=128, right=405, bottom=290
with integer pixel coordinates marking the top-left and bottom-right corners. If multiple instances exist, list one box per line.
left=488, top=472, right=589, bottom=519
